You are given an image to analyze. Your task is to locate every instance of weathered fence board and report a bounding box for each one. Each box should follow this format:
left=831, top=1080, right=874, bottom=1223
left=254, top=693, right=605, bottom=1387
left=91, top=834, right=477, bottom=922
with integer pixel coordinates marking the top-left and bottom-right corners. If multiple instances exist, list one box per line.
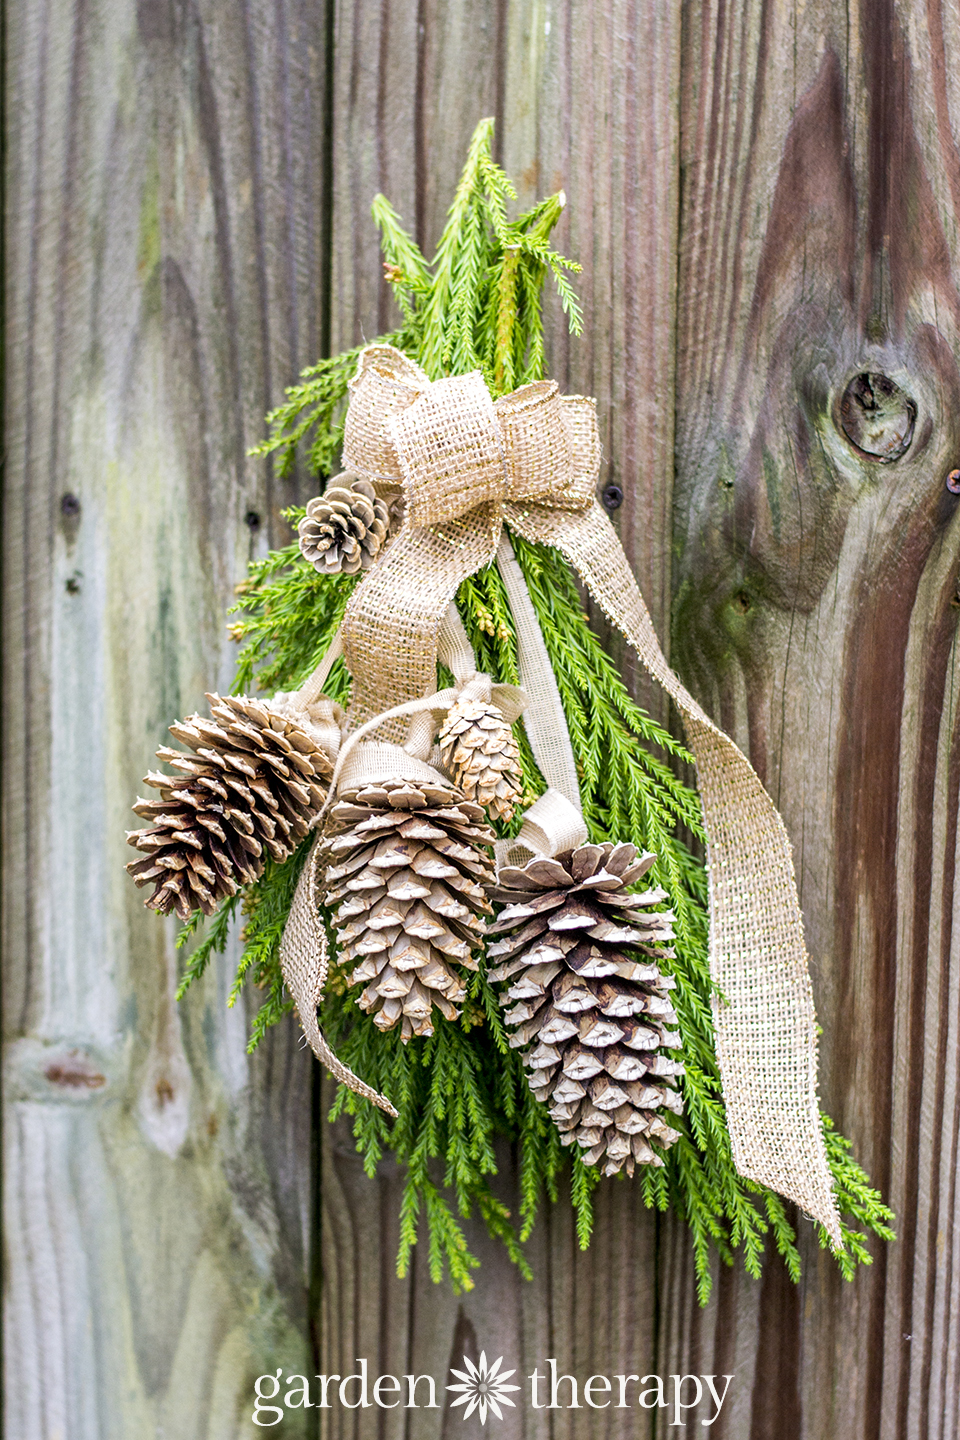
left=3, top=1, right=327, bottom=1434
left=6, top=1, right=960, bottom=1437
left=673, top=2, right=960, bottom=1437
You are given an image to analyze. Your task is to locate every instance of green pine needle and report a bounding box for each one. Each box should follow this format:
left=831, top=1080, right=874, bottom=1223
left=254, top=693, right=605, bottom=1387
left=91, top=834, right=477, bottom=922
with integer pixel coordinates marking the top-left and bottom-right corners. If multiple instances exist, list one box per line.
left=174, top=117, right=893, bottom=1300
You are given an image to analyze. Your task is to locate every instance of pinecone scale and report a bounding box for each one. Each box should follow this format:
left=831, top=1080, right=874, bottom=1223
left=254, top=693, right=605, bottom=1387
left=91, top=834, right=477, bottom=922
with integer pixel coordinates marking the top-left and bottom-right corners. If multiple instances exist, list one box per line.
left=489, top=842, right=684, bottom=1175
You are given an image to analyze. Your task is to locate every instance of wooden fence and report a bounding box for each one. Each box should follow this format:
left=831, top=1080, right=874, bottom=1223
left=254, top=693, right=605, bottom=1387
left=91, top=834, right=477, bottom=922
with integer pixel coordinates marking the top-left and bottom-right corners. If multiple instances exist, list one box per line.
left=5, top=2, right=959, bottom=1436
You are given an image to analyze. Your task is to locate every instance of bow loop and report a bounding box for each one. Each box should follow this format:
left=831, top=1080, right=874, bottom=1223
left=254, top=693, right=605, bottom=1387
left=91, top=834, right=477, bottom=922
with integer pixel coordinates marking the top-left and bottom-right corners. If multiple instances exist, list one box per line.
left=494, top=381, right=598, bottom=511
left=343, top=345, right=428, bottom=485
left=343, top=346, right=601, bottom=523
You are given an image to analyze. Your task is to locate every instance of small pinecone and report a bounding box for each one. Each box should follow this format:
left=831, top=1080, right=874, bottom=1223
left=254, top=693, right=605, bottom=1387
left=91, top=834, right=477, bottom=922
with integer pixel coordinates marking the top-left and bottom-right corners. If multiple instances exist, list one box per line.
left=126, top=695, right=334, bottom=921
left=298, top=474, right=389, bottom=574
left=322, top=773, right=496, bottom=1039
left=489, top=842, right=684, bottom=1176
left=438, top=697, right=523, bottom=822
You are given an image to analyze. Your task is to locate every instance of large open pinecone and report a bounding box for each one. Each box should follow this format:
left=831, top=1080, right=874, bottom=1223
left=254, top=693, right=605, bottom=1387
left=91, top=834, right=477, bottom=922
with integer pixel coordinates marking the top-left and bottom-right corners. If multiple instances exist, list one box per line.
left=489, top=842, right=684, bottom=1175
left=438, top=696, right=523, bottom=822
left=126, top=694, right=334, bottom=921
left=322, top=768, right=496, bottom=1039
left=298, top=474, right=389, bottom=574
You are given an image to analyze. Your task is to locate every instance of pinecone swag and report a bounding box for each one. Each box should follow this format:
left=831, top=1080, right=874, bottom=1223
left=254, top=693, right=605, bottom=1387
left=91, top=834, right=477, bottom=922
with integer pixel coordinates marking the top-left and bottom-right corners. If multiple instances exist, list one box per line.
left=321, top=761, right=496, bottom=1039
left=298, top=474, right=389, bottom=574
left=438, top=694, right=523, bottom=822
left=489, top=842, right=684, bottom=1176
left=126, top=694, right=336, bottom=921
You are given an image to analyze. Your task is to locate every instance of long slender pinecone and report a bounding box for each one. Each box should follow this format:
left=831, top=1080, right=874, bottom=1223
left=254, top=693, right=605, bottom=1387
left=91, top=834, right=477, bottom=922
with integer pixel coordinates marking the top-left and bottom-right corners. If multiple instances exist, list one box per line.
left=489, top=842, right=684, bottom=1175
left=298, top=474, right=389, bottom=574
left=438, top=697, right=523, bottom=822
left=126, top=694, right=334, bottom=921
left=322, top=771, right=496, bottom=1039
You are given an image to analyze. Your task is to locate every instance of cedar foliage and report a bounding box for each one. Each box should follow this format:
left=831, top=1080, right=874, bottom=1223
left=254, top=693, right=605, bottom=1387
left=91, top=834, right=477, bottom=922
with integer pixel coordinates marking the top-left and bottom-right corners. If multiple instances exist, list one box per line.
left=177, top=118, right=893, bottom=1300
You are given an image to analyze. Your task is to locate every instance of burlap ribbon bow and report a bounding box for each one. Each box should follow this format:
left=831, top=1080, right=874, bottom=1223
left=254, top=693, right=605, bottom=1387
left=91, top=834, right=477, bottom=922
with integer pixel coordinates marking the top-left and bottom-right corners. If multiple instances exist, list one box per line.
left=298, top=344, right=840, bottom=1243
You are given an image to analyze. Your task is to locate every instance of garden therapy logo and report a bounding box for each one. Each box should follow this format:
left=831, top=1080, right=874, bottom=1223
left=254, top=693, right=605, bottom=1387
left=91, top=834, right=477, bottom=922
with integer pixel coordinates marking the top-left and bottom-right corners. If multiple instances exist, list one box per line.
left=446, top=1351, right=520, bottom=1425
left=250, top=1359, right=734, bottom=1426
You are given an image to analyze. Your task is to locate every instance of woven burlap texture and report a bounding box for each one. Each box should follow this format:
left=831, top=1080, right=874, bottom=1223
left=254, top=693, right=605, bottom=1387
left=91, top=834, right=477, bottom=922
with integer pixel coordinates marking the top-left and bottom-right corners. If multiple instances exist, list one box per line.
left=336, top=343, right=841, bottom=1245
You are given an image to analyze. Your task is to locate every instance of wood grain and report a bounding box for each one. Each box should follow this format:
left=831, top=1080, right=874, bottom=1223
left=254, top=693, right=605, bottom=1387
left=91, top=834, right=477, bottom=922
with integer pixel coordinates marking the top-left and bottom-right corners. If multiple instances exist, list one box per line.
left=322, top=3, right=960, bottom=1437
left=673, top=2, right=960, bottom=1435
left=3, top=0, right=328, bottom=1433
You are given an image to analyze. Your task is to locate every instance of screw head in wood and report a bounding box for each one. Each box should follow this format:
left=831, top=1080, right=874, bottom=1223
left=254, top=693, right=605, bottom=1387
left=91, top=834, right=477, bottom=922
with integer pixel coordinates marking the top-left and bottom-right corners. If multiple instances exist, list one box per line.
left=602, top=483, right=623, bottom=511
left=60, top=492, right=81, bottom=517
left=946, top=470, right=960, bottom=494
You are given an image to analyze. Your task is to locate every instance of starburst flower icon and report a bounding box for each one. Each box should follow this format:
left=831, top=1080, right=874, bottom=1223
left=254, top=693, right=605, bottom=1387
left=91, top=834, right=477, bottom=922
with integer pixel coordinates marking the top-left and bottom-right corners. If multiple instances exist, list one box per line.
left=446, top=1351, right=520, bottom=1425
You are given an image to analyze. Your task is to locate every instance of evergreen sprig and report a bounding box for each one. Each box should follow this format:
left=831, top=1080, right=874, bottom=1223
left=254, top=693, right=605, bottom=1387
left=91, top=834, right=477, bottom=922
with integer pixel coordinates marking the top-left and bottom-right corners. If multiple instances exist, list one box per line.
left=177, top=118, right=893, bottom=1299
left=252, top=114, right=581, bottom=486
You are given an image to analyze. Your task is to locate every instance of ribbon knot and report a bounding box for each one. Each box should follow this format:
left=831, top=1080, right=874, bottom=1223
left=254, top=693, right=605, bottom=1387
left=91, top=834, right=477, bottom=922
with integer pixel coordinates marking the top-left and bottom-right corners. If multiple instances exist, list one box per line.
left=345, top=347, right=598, bottom=531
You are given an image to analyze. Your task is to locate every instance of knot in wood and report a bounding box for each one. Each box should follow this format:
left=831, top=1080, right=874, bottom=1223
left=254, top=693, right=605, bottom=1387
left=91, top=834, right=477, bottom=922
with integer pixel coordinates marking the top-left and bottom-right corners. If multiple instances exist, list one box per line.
left=839, top=372, right=916, bottom=462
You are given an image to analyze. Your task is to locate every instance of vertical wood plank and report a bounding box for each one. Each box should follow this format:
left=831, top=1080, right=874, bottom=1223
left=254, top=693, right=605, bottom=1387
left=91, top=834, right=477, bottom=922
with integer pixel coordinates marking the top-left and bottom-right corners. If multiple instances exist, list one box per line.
left=501, top=0, right=682, bottom=641
left=672, top=1, right=960, bottom=1434
left=322, top=6, right=683, bottom=1437
left=323, top=10, right=508, bottom=1435
left=4, top=0, right=330, bottom=1433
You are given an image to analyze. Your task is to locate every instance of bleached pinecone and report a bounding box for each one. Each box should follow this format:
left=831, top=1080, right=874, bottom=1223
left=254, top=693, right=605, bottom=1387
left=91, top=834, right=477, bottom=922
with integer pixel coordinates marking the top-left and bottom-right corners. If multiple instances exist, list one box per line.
left=298, top=474, right=389, bottom=574
left=438, top=697, right=523, bottom=822
left=322, top=770, right=496, bottom=1039
left=126, top=694, right=335, bottom=921
left=489, top=842, right=684, bottom=1175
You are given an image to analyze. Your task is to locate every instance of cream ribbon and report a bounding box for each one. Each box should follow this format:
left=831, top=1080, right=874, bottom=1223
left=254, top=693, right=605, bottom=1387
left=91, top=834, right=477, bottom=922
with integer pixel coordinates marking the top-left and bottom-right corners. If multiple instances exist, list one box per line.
left=333, top=344, right=841, bottom=1244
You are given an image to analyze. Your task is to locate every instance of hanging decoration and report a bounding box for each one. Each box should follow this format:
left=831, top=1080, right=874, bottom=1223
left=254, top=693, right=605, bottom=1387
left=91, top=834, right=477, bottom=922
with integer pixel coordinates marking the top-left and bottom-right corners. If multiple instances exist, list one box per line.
left=490, top=843, right=684, bottom=1178
left=129, top=117, right=893, bottom=1299
left=126, top=693, right=338, bottom=919
left=320, top=749, right=496, bottom=1040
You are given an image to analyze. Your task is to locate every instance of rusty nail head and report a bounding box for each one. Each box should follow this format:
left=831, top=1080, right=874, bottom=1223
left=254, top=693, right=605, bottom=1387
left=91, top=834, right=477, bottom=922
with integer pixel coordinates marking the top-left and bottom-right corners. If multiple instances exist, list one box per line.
left=947, top=470, right=960, bottom=494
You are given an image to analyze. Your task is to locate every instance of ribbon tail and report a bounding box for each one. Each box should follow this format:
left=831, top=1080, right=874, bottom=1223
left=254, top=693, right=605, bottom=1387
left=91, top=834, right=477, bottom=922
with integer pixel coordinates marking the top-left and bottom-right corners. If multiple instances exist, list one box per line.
left=341, top=366, right=507, bottom=729
left=280, top=835, right=398, bottom=1117
left=506, top=500, right=842, bottom=1247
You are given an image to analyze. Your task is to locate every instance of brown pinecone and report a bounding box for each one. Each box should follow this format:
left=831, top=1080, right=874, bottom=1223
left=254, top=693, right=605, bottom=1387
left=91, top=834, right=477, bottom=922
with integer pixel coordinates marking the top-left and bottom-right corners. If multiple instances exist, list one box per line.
left=126, top=694, right=335, bottom=921
left=488, top=842, right=684, bottom=1176
left=438, top=697, right=523, bottom=822
left=322, top=771, right=496, bottom=1039
left=298, top=474, right=389, bottom=574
